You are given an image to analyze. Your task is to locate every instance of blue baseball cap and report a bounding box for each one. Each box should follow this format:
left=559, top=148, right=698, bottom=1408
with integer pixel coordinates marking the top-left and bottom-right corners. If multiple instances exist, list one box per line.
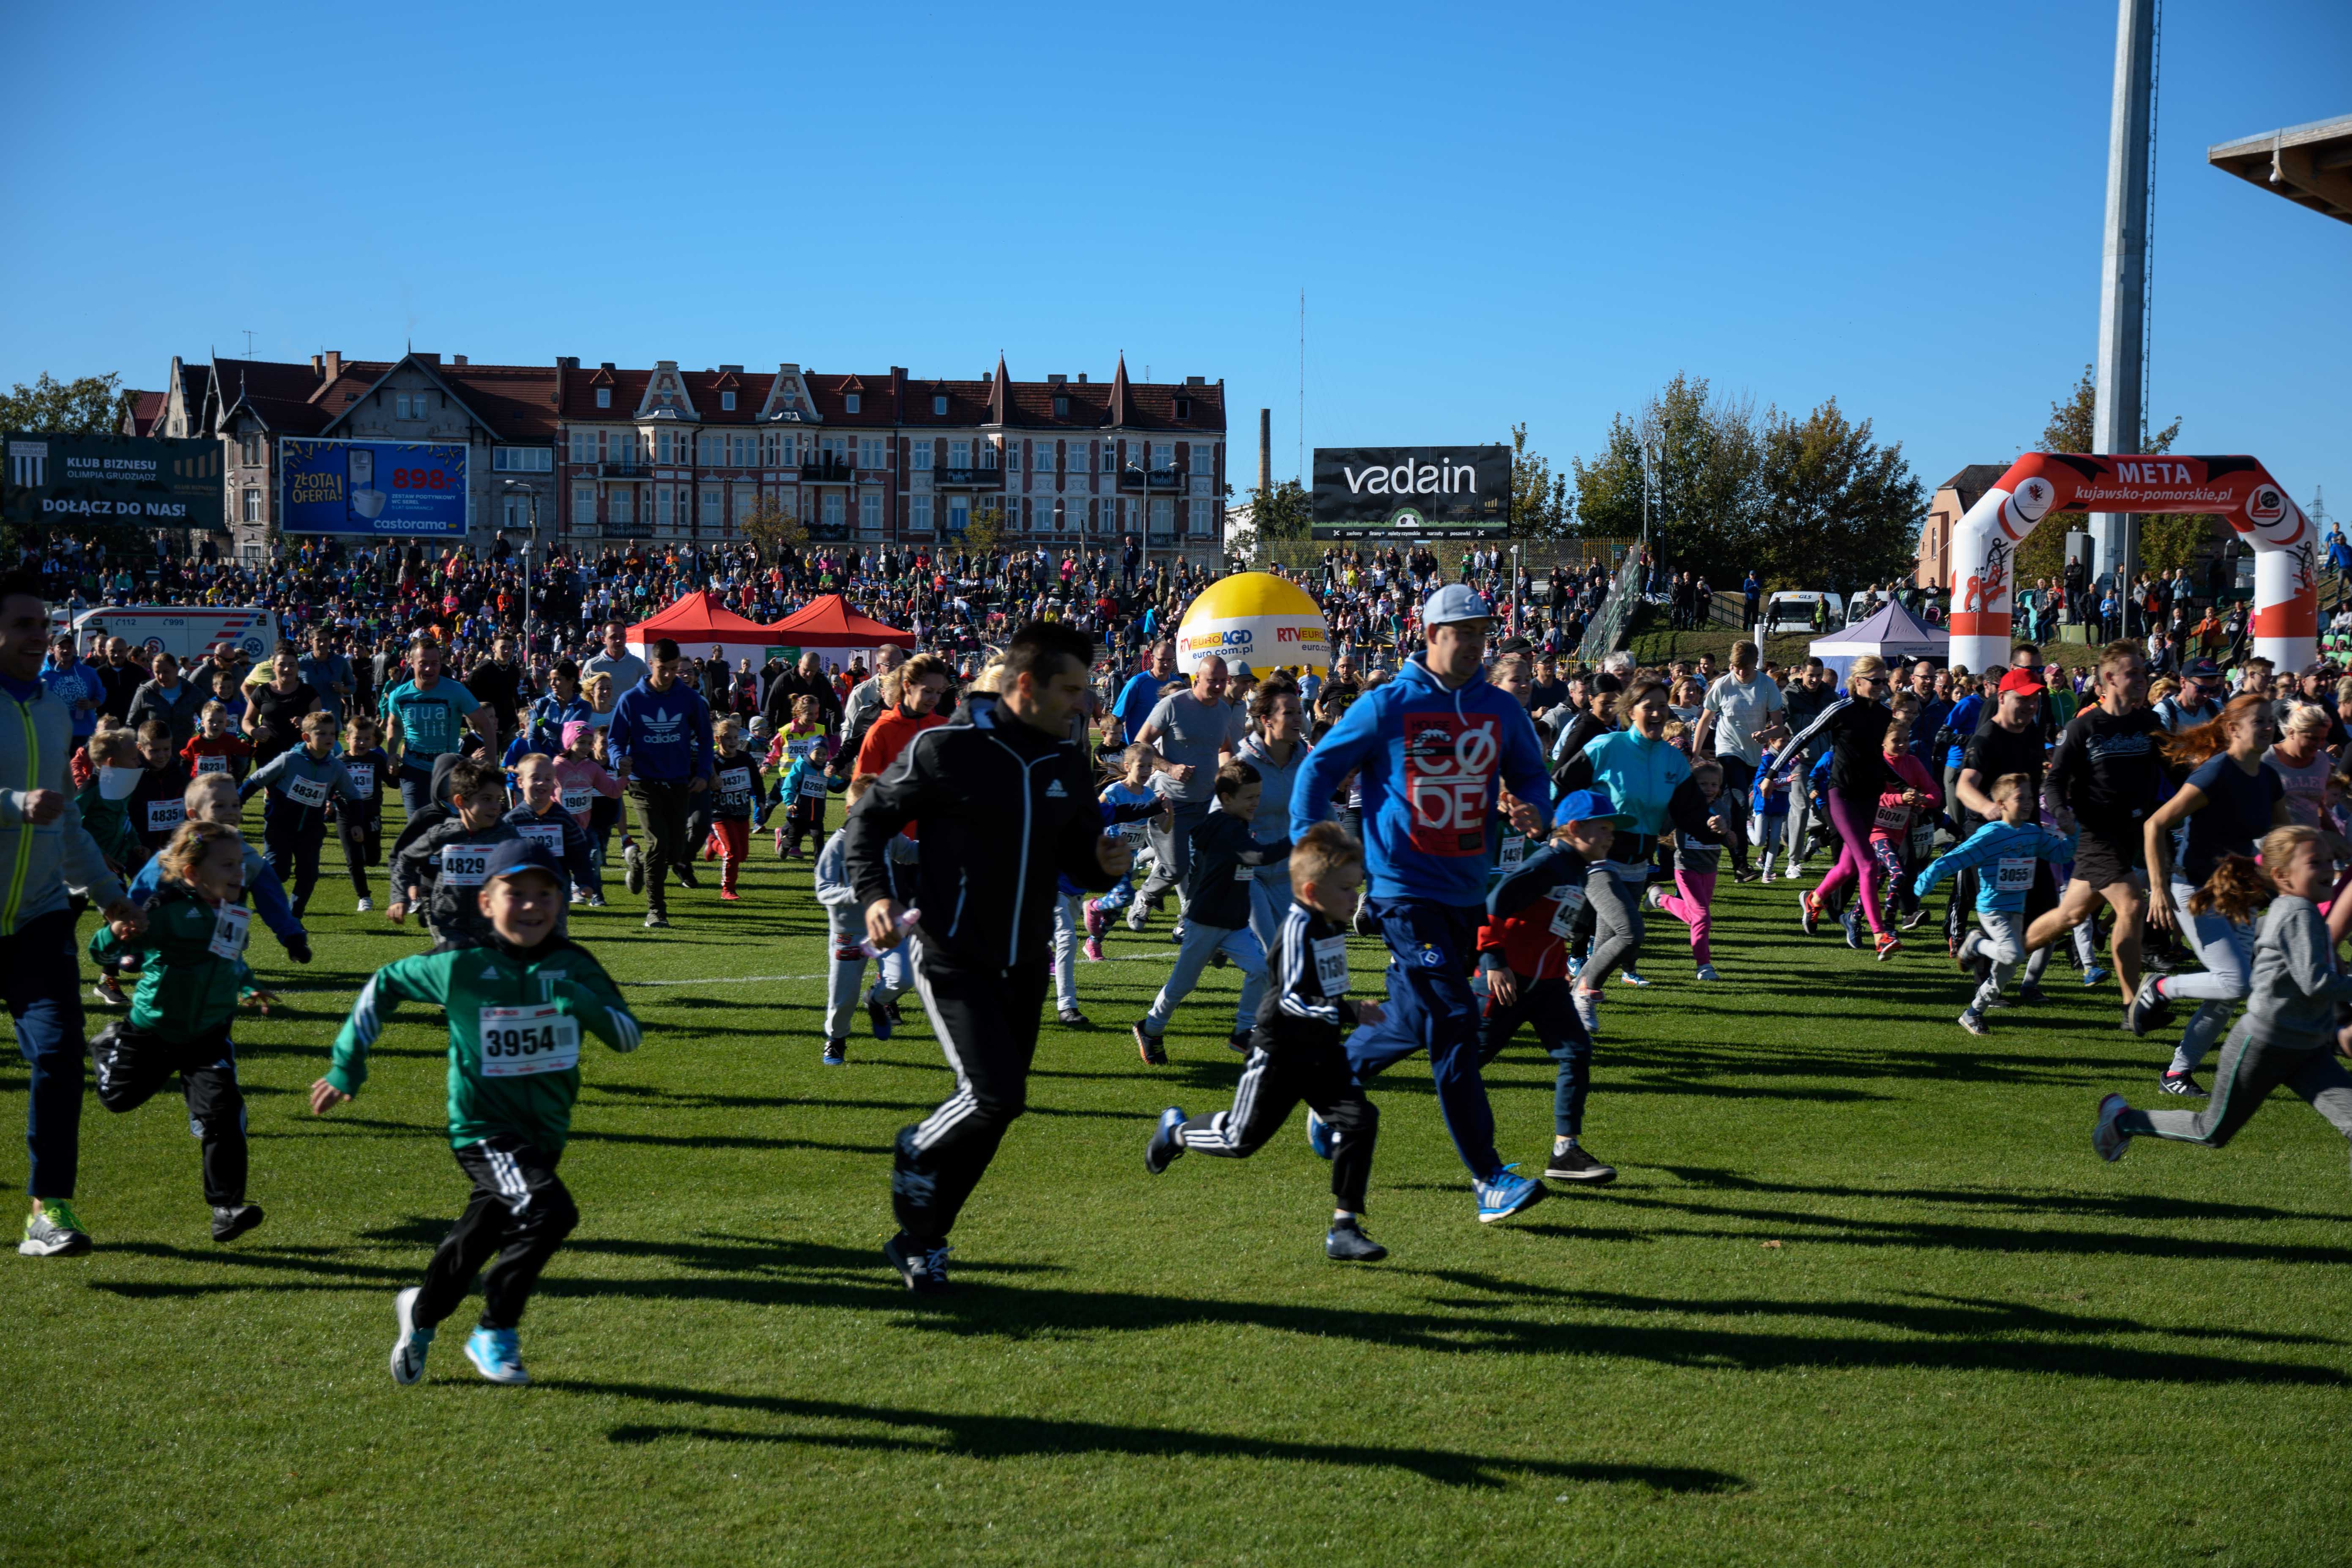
left=1553, top=786, right=1634, bottom=827
left=2180, top=657, right=2222, bottom=681
left=1422, top=584, right=1491, bottom=627
left=479, top=838, right=564, bottom=885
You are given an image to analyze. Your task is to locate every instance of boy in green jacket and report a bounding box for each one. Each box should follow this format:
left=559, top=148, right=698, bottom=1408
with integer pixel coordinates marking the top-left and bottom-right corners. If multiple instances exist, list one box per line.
left=311, top=838, right=643, bottom=1387
left=87, top=819, right=264, bottom=1242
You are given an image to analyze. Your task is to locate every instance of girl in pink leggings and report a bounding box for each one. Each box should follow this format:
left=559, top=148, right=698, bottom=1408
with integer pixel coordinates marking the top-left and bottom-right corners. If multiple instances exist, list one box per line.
left=1769, top=656, right=1916, bottom=960
left=1650, top=759, right=1728, bottom=980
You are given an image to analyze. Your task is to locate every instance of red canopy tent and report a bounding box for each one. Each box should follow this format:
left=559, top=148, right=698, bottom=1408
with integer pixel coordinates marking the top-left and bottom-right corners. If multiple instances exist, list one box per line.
left=764, top=594, right=916, bottom=651
left=625, top=591, right=785, bottom=670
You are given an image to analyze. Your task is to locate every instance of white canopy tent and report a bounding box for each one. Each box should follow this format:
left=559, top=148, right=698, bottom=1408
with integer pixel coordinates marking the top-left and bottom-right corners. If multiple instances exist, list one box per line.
left=1808, top=601, right=1948, bottom=681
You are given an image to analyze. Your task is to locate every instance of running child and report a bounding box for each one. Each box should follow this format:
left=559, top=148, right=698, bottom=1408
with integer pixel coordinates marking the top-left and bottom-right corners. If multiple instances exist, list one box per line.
left=388, top=758, right=523, bottom=948
left=128, top=720, right=191, bottom=854
left=552, top=720, right=624, bottom=904
left=1911, top=772, right=2075, bottom=1035
left=1130, top=760, right=1284, bottom=1064
left=770, top=696, right=831, bottom=858
left=238, top=710, right=368, bottom=918
left=1144, top=821, right=1390, bottom=1262
left=1082, top=743, right=1169, bottom=959
left=75, top=725, right=148, bottom=888
left=2096, top=826, right=2352, bottom=1166
left=310, top=839, right=644, bottom=1387
left=704, top=717, right=766, bottom=902
left=334, top=716, right=391, bottom=912
left=812, top=773, right=916, bottom=1066
left=1471, top=787, right=1632, bottom=1180
left=505, top=753, right=599, bottom=902
left=1647, top=759, right=1729, bottom=980
left=180, top=701, right=252, bottom=783
left=1749, top=742, right=1791, bottom=882
left=87, top=819, right=265, bottom=1242
left=1866, top=705, right=1942, bottom=938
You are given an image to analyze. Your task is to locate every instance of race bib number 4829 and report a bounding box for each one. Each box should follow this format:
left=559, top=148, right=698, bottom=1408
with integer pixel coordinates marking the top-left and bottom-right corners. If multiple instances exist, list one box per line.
left=1403, top=712, right=1499, bottom=857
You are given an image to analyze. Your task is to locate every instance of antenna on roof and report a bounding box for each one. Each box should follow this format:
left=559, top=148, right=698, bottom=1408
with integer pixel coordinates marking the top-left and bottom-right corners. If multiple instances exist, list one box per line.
left=242, top=329, right=255, bottom=356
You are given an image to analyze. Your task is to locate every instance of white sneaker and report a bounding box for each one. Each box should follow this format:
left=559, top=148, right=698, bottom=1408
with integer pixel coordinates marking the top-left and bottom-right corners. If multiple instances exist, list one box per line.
left=354, top=897, right=373, bottom=913
left=1695, top=963, right=1720, bottom=982
left=1759, top=867, right=1775, bottom=884
left=388, top=1286, right=434, bottom=1385
left=1572, top=988, right=1601, bottom=1037
left=1642, top=885, right=1666, bottom=913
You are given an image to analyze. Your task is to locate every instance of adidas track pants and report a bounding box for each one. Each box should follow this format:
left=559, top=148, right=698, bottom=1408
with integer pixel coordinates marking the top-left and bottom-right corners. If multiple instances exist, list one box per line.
left=894, top=944, right=1047, bottom=1245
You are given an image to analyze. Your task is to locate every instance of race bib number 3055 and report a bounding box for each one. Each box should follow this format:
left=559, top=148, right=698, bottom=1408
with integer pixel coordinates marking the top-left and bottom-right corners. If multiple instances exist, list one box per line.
left=477, top=1004, right=580, bottom=1078
left=1403, top=712, right=1499, bottom=857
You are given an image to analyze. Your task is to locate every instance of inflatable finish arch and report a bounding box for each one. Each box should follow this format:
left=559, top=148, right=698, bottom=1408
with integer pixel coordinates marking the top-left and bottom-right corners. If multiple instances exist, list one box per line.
left=1947, top=454, right=2315, bottom=675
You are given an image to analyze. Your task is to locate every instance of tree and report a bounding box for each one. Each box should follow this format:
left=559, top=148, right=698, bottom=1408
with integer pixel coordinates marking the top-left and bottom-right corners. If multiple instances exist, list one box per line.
left=741, top=493, right=806, bottom=558
left=1752, top=398, right=1925, bottom=591
left=961, top=505, right=1008, bottom=557
left=1569, top=373, right=1760, bottom=572
left=2017, top=363, right=2198, bottom=583
left=1240, top=478, right=1311, bottom=546
left=0, top=371, right=130, bottom=435
left=1507, top=423, right=1572, bottom=539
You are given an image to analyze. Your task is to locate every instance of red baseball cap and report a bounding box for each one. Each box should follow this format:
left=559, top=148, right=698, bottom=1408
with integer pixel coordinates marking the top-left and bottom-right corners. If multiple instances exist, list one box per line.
left=1997, top=670, right=2046, bottom=697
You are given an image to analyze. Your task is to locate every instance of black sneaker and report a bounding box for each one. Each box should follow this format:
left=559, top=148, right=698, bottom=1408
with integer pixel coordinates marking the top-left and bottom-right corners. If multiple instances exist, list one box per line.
left=210, top=1203, right=265, bottom=1242
left=1542, top=1146, right=1617, bottom=1184
left=2158, top=1070, right=2204, bottom=1097
left=821, top=1038, right=848, bottom=1067
left=1226, top=1030, right=1253, bottom=1054
left=1058, top=1007, right=1091, bottom=1029
left=2125, top=976, right=2174, bottom=1036
left=673, top=864, right=700, bottom=890
left=1132, top=1021, right=1167, bottom=1066
left=2016, top=982, right=2046, bottom=1005
left=883, top=1232, right=951, bottom=1295
left=1144, top=1106, right=1187, bottom=1174
left=885, top=1000, right=904, bottom=1025
left=1325, top=1217, right=1388, bottom=1262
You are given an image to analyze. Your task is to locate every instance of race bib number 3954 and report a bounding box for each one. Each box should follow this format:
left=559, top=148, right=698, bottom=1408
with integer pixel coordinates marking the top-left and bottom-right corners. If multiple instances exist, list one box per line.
left=477, top=1004, right=580, bottom=1078
left=1403, top=712, right=1499, bottom=857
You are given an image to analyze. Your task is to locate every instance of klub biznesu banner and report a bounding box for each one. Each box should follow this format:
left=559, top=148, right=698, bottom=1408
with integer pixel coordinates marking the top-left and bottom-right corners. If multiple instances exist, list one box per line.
left=280, top=438, right=468, bottom=536
left=4, top=432, right=224, bottom=528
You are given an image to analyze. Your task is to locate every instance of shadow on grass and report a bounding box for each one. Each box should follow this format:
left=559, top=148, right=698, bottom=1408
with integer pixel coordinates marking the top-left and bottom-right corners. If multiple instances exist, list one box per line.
left=1649, top=1165, right=2352, bottom=1225
left=554, top=1378, right=1741, bottom=1491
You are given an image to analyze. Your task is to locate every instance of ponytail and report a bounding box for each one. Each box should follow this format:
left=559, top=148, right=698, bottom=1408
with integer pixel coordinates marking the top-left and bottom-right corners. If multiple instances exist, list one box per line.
left=2185, top=852, right=2273, bottom=926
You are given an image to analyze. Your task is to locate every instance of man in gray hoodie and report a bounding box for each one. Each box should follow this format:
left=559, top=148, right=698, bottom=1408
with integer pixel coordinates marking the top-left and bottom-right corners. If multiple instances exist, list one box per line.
left=127, top=651, right=208, bottom=751
left=0, top=575, right=143, bottom=1258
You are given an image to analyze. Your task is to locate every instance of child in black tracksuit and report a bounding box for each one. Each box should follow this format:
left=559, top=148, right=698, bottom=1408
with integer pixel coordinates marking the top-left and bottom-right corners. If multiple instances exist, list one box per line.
left=389, top=758, right=522, bottom=950
left=1132, top=761, right=1286, bottom=1062
left=1144, top=821, right=1388, bottom=1262
left=128, top=720, right=192, bottom=853
left=335, top=716, right=391, bottom=910
left=239, top=711, right=367, bottom=918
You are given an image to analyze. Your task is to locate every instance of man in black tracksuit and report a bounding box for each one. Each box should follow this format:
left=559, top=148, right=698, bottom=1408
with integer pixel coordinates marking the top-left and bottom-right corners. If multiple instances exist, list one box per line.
left=844, top=622, right=1128, bottom=1294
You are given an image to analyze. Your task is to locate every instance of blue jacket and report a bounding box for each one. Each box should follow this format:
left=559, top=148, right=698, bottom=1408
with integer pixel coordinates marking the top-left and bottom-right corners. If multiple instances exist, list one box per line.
left=1579, top=729, right=1690, bottom=838
left=1912, top=819, right=2074, bottom=914
left=1291, top=654, right=1551, bottom=907
left=1944, top=693, right=1984, bottom=769
left=609, top=679, right=713, bottom=783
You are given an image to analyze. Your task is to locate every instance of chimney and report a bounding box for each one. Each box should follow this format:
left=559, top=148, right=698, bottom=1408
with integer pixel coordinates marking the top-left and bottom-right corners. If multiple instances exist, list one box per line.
left=1258, top=408, right=1272, bottom=499
left=1075, top=373, right=1088, bottom=384
left=322, top=350, right=342, bottom=382
left=413, top=351, right=439, bottom=365
left=310, top=355, right=322, bottom=377
left=558, top=356, right=580, bottom=371
left=452, top=354, right=468, bottom=367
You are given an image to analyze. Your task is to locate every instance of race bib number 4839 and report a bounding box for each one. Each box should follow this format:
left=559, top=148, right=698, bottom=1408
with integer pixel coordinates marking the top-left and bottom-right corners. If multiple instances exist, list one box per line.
left=477, top=1004, right=580, bottom=1078
left=1403, top=712, right=1499, bottom=857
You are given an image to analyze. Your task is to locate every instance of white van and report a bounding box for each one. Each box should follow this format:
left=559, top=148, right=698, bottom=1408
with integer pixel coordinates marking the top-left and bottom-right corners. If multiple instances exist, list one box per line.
left=1758, top=591, right=1846, bottom=638
left=62, top=605, right=277, bottom=666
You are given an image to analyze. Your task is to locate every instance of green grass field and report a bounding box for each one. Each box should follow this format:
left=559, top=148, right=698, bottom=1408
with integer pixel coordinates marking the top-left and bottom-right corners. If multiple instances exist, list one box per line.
left=7, top=806, right=2352, bottom=1567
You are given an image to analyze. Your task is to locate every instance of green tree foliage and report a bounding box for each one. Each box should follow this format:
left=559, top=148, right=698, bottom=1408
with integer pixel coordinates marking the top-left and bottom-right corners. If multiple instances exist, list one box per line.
left=741, top=494, right=807, bottom=559
left=1240, top=479, right=1311, bottom=545
left=1507, top=423, right=1572, bottom=539
left=0, top=371, right=129, bottom=435
left=1752, top=399, right=1925, bottom=589
left=2018, top=364, right=2199, bottom=583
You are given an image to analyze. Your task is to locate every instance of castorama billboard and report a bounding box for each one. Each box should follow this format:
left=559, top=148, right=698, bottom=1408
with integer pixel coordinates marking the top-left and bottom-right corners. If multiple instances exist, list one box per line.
left=1310, top=445, right=1509, bottom=539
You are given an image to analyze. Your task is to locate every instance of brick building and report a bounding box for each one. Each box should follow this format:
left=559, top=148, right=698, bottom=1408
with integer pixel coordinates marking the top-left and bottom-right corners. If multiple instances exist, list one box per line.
left=128, top=348, right=1225, bottom=563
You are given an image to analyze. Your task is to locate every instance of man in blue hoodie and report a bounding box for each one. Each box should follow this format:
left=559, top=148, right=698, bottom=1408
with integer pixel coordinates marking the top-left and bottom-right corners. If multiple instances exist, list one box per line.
left=609, top=638, right=714, bottom=929
left=1291, top=585, right=1553, bottom=1223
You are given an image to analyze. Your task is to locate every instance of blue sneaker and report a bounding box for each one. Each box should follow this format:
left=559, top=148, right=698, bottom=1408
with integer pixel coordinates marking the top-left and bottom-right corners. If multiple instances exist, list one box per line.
left=1474, top=1164, right=1548, bottom=1224
left=462, top=1326, right=529, bottom=1385
left=1305, top=1109, right=1335, bottom=1160
left=1145, top=1106, right=1187, bottom=1174
left=866, top=993, right=896, bottom=1041
left=1619, top=969, right=1650, bottom=988
left=2082, top=964, right=2111, bottom=988
left=1565, top=955, right=1585, bottom=981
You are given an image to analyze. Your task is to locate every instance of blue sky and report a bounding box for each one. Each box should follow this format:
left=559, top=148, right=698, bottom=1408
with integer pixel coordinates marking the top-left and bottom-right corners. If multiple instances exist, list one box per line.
left=4, top=1, right=2344, bottom=520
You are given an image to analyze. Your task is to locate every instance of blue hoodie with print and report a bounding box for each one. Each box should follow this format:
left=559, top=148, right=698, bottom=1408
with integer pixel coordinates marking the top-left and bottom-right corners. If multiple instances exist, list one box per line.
left=1291, top=654, right=1552, bottom=907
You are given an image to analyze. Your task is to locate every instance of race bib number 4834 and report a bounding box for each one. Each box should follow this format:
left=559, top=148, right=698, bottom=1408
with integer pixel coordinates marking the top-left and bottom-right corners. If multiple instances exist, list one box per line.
left=1403, top=712, right=1499, bottom=857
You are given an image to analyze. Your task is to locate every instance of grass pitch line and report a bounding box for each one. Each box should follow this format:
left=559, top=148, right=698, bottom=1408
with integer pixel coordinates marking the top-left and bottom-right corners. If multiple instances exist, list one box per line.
left=627, top=951, right=1188, bottom=988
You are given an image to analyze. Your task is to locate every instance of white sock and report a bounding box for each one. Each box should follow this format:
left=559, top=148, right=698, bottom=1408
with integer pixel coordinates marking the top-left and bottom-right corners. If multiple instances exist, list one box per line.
left=1553, top=1135, right=1576, bottom=1154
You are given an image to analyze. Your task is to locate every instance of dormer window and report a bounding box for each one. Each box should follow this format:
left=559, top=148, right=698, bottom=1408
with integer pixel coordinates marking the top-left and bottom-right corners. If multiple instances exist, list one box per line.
left=1053, top=396, right=1070, bottom=418
left=721, top=391, right=736, bottom=411
left=595, top=388, right=612, bottom=409
left=933, top=395, right=949, bottom=416
left=844, top=393, right=861, bottom=414
left=1176, top=397, right=1192, bottom=419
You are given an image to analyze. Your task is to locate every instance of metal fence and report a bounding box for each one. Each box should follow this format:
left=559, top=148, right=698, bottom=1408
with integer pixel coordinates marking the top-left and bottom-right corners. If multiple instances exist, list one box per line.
left=1237, top=536, right=1633, bottom=579
left=1577, top=540, right=1649, bottom=662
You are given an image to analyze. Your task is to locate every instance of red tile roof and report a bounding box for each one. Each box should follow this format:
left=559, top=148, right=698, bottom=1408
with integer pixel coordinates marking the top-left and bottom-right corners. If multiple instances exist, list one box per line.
left=124, top=390, right=165, bottom=436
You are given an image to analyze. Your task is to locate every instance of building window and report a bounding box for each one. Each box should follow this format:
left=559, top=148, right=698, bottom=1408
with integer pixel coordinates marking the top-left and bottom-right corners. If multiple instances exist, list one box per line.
left=239, top=433, right=263, bottom=467
left=822, top=493, right=844, bottom=530
left=859, top=493, right=881, bottom=534
left=595, top=388, right=612, bottom=409
left=858, top=437, right=885, bottom=469
left=569, top=430, right=595, bottom=464
left=732, top=490, right=753, bottom=533
left=720, top=391, right=736, bottom=412
left=610, top=487, right=635, bottom=525
left=656, top=430, right=672, bottom=464
left=241, top=487, right=262, bottom=523
left=1069, top=443, right=1091, bottom=474
left=700, top=488, right=722, bottom=531
left=1150, top=496, right=1173, bottom=533
left=1151, top=441, right=1173, bottom=470
left=843, top=393, right=861, bottom=414
left=573, top=483, right=597, bottom=525
left=502, top=494, right=530, bottom=530
left=949, top=497, right=970, bottom=534
left=1176, top=397, right=1191, bottom=419
left=912, top=495, right=932, bottom=531
left=1006, top=443, right=1023, bottom=472
left=656, top=486, right=672, bottom=527
left=911, top=443, right=932, bottom=471
left=1053, top=395, right=1069, bottom=418
left=492, top=446, right=552, bottom=473
left=982, top=441, right=999, bottom=470
left=933, top=395, right=949, bottom=416
left=949, top=440, right=970, bottom=468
